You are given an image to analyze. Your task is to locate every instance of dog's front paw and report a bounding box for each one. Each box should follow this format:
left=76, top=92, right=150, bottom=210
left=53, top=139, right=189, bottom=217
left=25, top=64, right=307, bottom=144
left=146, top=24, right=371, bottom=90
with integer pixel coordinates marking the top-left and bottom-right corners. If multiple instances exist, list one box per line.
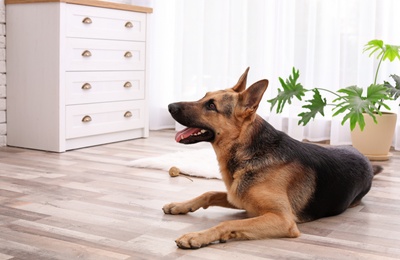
left=175, top=232, right=213, bottom=249
left=162, top=202, right=192, bottom=215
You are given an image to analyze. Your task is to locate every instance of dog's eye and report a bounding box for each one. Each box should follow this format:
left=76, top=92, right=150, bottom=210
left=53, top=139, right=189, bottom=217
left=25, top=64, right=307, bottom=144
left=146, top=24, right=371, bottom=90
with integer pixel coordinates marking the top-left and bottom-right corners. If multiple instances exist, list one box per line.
left=206, top=101, right=217, bottom=111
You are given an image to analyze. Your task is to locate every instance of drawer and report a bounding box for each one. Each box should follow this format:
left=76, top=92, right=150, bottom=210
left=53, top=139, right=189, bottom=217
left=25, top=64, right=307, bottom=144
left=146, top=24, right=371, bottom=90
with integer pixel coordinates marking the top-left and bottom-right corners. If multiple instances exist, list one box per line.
left=66, top=100, right=146, bottom=139
left=65, top=71, right=145, bottom=105
left=66, top=4, right=146, bottom=41
left=65, top=38, right=145, bottom=71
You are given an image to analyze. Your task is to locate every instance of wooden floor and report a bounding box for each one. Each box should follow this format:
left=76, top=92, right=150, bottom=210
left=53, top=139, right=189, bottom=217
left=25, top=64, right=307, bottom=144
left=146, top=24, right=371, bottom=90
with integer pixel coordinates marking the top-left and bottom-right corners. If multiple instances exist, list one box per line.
left=0, top=130, right=400, bottom=260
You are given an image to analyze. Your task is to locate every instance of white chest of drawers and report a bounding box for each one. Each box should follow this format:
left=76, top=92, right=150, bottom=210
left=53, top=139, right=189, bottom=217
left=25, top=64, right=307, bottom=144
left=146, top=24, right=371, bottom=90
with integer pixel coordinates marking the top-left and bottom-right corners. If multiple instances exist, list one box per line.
left=6, top=0, right=152, bottom=152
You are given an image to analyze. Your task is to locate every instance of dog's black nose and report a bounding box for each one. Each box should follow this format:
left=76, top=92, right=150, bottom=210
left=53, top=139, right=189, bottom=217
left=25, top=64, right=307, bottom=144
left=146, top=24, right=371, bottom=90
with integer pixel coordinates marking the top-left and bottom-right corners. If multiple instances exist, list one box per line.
left=168, top=103, right=181, bottom=116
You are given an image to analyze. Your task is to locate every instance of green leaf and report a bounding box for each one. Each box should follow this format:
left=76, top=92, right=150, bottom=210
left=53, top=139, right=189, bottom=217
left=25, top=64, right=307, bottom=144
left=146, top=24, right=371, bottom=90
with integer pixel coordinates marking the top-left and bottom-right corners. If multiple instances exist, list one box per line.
left=298, top=89, right=327, bottom=126
left=332, top=85, right=390, bottom=131
left=383, top=44, right=400, bottom=62
left=384, top=74, right=400, bottom=100
left=268, top=67, right=306, bottom=114
left=363, top=40, right=400, bottom=62
left=363, top=39, right=384, bottom=59
left=336, top=85, right=363, bottom=97
left=366, top=83, right=391, bottom=103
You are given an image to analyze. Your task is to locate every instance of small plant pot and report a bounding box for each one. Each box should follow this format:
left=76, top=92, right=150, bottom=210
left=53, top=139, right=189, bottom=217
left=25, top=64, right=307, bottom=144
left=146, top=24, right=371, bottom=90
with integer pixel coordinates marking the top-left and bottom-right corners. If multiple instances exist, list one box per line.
left=350, top=112, right=397, bottom=161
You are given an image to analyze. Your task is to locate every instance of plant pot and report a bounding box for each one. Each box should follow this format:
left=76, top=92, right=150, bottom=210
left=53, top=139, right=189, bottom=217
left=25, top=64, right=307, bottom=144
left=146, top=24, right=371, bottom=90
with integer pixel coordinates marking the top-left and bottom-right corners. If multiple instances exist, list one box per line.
left=350, top=112, right=397, bottom=161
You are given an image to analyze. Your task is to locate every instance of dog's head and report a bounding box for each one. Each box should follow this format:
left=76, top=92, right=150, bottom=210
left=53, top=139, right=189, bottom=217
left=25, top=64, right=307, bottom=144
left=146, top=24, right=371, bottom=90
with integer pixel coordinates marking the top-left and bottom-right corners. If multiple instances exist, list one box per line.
left=169, top=68, right=269, bottom=144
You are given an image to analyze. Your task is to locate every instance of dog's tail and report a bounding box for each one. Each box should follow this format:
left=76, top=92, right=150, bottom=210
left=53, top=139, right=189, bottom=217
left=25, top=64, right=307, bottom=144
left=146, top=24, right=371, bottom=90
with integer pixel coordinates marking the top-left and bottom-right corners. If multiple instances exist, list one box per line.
left=372, top=165, right=383, bottom=175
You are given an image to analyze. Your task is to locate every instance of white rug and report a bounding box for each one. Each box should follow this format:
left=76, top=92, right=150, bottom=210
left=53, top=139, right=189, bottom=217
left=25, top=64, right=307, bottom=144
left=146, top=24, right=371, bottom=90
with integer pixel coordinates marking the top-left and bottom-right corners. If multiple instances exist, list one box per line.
left=128, top=148, right=221, bottom=179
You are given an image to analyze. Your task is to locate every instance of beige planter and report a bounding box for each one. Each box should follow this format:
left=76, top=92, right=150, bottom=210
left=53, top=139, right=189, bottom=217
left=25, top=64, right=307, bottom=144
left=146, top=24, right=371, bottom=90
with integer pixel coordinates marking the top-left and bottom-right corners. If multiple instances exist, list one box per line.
left=351, top=112, right=397, bottom=161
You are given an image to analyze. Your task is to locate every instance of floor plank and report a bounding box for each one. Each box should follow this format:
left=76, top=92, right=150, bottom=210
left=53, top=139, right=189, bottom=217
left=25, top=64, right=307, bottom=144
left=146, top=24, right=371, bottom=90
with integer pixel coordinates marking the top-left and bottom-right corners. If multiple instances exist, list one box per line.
left=0, top=130, right=399, bottom=259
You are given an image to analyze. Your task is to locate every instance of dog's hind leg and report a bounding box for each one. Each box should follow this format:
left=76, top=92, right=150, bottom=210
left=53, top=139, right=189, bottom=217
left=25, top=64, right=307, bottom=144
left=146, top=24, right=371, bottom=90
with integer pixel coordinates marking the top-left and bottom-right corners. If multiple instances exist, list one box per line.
left=349, top=184, right=372, bottom=208
left=163, top=191, right=238, bottom=215
left=174, top=212, right=300, bottom=249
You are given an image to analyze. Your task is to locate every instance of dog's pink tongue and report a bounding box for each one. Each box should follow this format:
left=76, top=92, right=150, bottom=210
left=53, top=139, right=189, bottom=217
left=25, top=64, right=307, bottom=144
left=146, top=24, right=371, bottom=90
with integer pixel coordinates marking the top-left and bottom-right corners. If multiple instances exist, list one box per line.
left=175, top=127, right=201, bottom=142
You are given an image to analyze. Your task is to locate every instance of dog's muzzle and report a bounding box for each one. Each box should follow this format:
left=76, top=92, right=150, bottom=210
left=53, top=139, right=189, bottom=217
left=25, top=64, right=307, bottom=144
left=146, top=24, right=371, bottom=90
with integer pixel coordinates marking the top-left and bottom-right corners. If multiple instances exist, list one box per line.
left=168, top=102, right=215, bottom=144
left=168, top=103, right=181, bottom=117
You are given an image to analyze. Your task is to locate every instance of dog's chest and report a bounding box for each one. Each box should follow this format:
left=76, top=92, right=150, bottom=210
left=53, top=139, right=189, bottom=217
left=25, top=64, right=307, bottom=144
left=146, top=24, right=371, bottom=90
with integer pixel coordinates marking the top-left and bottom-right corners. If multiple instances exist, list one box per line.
left=219, top=168, right=251, bottom=210
left=217, top=166, right=242, bottom=208
left=226, top=180, right=245, bottom=209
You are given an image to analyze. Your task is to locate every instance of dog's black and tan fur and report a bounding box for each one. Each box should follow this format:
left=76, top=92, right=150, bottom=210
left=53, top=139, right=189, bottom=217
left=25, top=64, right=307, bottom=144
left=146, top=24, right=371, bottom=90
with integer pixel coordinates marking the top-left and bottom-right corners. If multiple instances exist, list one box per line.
left=163, top=68, right=382, bottom=249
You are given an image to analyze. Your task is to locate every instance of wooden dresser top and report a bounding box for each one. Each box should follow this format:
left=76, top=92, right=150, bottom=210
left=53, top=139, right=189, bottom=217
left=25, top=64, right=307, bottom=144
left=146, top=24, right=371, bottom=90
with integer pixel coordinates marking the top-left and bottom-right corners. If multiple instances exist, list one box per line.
left=5, top=0, right=153, bottom=13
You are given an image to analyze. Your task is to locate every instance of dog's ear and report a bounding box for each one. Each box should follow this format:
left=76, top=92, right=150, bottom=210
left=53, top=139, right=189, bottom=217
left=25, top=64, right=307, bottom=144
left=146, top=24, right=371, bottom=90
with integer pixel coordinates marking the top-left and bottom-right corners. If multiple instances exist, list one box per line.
left=232, top=67, right=250, bottom=92
left=239, top=79, right=269, bottom=117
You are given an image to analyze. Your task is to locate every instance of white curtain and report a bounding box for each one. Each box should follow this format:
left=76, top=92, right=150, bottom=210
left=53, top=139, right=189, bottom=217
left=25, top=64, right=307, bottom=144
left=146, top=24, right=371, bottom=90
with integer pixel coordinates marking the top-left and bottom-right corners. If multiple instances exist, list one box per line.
left=145, top=0, right=400, bottom=150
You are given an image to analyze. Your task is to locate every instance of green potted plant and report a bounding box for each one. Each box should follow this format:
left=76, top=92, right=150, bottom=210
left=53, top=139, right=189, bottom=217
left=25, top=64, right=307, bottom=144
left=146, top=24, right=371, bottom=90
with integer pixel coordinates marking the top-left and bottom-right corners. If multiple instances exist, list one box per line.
left=268, top=39, right=400, bottom=160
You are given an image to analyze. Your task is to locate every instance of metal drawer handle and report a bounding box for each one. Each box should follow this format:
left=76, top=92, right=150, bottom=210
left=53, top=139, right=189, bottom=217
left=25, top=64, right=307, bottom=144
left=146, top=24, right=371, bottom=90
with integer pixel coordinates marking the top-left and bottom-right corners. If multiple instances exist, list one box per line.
left=81, top=83, right=92, bottom=90
left=82, top=17, right=92, bottom=24
left=125, top=21, right=133, bottom=28
left=82, top=50, right=92, bottom=57
left=124, top=81, right=132, bottom=88
left=124, top=111, right=132, bottom=118
left=82, top=115, right=92, bottom=122
left=124, top=51, right=132, bottom=58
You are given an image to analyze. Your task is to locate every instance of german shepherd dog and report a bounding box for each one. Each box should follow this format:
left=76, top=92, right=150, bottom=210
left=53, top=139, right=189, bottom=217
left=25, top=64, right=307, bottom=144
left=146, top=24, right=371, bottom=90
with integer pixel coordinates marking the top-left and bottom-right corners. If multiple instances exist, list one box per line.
left=163, top=68, right=382, bottom=249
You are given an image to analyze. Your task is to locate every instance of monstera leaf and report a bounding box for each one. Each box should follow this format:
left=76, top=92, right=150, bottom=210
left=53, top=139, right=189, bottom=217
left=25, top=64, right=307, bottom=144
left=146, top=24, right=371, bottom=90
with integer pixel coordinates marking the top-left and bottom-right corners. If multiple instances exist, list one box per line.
left=268, top=67, right=306, bottom=113
left=298, top=89, right=327, bottom=126
left=384, top=74, right=400, bottom=100
left=332, top=84, right=391, bottom=131
left=364, top=39, right=400, bottom=62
